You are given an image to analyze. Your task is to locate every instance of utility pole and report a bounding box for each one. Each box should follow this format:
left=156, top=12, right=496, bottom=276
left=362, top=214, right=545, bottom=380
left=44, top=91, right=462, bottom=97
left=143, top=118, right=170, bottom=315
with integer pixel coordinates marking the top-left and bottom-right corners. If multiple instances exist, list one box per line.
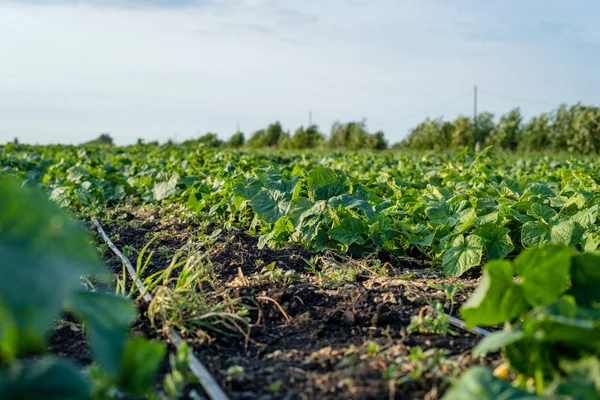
left=473, top=85, right=479, bottom=149
left=236, top=122, right=240, bottom=133
left=309, top=110, right=312, bottom=126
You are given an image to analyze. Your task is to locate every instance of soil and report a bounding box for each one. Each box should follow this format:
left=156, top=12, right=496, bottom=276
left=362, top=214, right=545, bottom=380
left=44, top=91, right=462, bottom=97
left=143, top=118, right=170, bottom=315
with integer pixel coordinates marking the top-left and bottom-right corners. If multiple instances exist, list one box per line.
left=48, top=206, right=501, bottom=400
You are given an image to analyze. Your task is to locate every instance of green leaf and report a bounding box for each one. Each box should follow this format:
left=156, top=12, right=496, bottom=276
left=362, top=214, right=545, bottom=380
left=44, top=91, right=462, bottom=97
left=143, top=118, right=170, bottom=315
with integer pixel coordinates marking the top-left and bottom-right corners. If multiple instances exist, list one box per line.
left=153, top=173, right=179, bottom=201
left=232, top=178, right=263, bottom=200
left=521, top=221, right=550, bottom=248
left=572, top=205, right=599, bottom=228
left=0, top=358, right=91, bottom=400
left=527, top=203, right=557, bottom=224
left=474, top=225, right=514, bottom=260
left=307, top=168, right=346, bottom=201
left=328, top=194, right=374, bottom=219
left=472, top=329, right=524, bottom=357
left=442, top=366, right=539, bottom=400
left=461, top=260, right=529, bottom=327
left=521, top=299, right=600, bottom=354
left=547, top=356, right=600, bottom=399
left=513, top=244, right=575, bottom=307
left=425, top=200, right=465, bottom=227
left=117, top=337, right=166, bottom=396
left=66, top=166, right=90, bottom=184
left=582, top=231, right=600, bottom=252
left=454, top=208, right=478, bottom=234
left=550, top=220, right=576, bottom=245
left=0, top=178, right=104, bottom=354
left=287, top=197, right=313, bottom=226
left=570, top=252, right=600, bottom=307
left=329, top=217, right=366, bottom=246
left=0, top=302, right=18, bottom=363
left=273, top=216, right=294, bottom=238
left=67, top=291, right=137, bottom=379
left=250, top=189, right=290, bottom=224
left=442, top=235, right=484, bottom=277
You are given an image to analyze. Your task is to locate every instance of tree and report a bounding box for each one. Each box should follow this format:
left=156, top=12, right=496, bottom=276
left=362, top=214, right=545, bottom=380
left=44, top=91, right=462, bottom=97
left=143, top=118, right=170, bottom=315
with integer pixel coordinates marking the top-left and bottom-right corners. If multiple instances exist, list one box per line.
left=519, top=113, right=551, bottom=152
left=84, top=133, right=114, bottom=146
left=366, top=130, right=388, bottom=150
left=247, top=121, right=285, bottom=148
left=486, top=108, right=522, bottom=151
left=227, top=131, right=245, bottom=148
left=404, top=117, right=451, bottom=150
left=451, top=116, right=474, bottom=148
left=328, top=119, right=387, bottom=150
left=475, top=112, right=495, bottom=147
left=182, top=132, right=223, bottom=148
left=286, top=124, right=324, bottom=149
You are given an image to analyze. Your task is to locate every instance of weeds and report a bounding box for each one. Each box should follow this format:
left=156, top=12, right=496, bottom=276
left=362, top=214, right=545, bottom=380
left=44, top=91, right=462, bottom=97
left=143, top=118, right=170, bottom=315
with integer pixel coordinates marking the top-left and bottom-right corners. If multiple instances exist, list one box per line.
left=407, top=303, right=458, bottom=336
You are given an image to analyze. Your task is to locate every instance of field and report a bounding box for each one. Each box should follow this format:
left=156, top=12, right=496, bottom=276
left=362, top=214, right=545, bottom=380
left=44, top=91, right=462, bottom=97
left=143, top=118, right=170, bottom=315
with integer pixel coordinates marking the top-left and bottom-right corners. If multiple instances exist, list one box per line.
left=2, top=143, right=600, bottom=399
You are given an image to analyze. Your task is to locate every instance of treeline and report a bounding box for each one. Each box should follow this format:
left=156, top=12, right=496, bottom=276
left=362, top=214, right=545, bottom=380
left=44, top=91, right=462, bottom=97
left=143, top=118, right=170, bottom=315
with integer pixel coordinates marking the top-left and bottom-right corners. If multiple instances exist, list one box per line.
left=397, top=103, right=600, bottom=154
left=182, top=119, right=388, bottom=150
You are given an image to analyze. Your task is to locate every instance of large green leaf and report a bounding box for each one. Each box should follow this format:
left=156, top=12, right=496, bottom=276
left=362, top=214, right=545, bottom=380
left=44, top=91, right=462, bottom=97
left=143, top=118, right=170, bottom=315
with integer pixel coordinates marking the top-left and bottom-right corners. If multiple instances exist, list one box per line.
left=307, top=168, right=346, bottom=201
left=425, top=200, right=466, bottom=227
left=521, top=221, right=550, bottom=248
left=250, top=189, right=290, bottom=224
left=472, top=329, right=524, bottom=357
left=0, top=178, right=104, bottom=354
left=547, top=356, right=600, bottom=399
left=521, top=220, right=575, bottom=248
left=522, top=299, right=600, bottom=354
left=287, top=197, right=313, bottom=226
left=461, top=260, right=529, bottom=327
left=473, top=225, right=514, bottom=260
left=328, top=194, right=374, bottom=219
left=117, top=337, right=166, bottom=396
left=513, top=244, right=574, bottom=307
left=329, top=217, right=366, bottom=246
left=527, top=203, right=557, bottom=224
left=442, top=235, right=484, bottom=277
left=0, top=358, right=91, bottom=400
left=67, top=291, right=137, bottom=379
left=153, top=173, right=179, bottom=201
left=570, top=252, right=600, bottom=307
left=442, top=366, right=539, bottom=400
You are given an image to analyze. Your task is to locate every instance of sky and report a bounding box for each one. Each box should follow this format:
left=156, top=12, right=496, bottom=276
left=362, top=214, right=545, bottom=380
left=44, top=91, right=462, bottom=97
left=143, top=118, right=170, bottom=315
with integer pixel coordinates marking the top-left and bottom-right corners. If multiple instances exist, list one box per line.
left=0, top=0, right=599, bottom=145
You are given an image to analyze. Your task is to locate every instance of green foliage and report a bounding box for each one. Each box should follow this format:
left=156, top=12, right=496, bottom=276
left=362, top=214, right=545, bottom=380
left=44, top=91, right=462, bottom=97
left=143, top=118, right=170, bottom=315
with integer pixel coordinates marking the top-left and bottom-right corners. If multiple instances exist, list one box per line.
left=182, top=132, right=223, bottom=148
left=0, top=177, right=166, bottom=399
left=6, top=145, right=600, bottom=276
left=227, top=131, right=245, bottom=148
left=83, top=133, right=114, bottom=147
left=247, top=121, right=285, bottom=148
left=281, top=124, right=324, bottom=149
left=401, top=103, right=600, bottom=153
left=328, top=119, right=388, bottom=150
left=486, top=108, right=522, bottom=151
left=443, top=366, right=538, bottom=399
left=450, top=245, right=600, bottom=398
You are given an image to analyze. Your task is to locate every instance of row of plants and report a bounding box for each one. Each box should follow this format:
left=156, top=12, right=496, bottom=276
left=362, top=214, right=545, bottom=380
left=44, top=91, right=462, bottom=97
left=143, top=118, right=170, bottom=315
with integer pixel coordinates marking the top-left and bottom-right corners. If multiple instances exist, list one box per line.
left=3, top=145, right=600, bottom=277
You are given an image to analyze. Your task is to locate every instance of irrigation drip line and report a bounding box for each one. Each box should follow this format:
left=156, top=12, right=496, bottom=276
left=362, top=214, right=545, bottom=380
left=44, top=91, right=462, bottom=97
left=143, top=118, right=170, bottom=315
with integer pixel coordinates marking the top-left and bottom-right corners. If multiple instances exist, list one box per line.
left=433, top=307, right=491, bottom=337
left=92, top=218, right=231, bottom=400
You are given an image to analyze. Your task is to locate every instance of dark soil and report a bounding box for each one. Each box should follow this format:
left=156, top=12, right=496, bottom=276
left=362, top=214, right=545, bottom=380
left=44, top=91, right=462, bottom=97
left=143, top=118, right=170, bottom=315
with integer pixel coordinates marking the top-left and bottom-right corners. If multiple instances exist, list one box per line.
left=72, top=206, right=501, bottom=400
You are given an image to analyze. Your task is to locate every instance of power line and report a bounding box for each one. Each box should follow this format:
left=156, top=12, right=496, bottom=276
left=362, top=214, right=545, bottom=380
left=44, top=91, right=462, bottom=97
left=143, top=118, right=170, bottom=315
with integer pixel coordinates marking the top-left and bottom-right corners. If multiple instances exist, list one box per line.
left=379, top=89, right=473, bottom=124
left=478, top=88, right=561, bottom=108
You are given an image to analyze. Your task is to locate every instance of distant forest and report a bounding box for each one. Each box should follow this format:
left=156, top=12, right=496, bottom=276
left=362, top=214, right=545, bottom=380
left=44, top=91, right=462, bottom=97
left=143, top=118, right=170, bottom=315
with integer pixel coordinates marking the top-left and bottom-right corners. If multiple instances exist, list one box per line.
left=86, top=102, right=600, bottom=153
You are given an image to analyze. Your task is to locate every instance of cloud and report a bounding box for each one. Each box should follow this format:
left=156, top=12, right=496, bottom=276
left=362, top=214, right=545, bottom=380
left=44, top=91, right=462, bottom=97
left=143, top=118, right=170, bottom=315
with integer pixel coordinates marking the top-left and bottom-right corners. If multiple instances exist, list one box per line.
left=5, top=0, right=212, bottom=9
left=0, top=0, right=598, bottom=145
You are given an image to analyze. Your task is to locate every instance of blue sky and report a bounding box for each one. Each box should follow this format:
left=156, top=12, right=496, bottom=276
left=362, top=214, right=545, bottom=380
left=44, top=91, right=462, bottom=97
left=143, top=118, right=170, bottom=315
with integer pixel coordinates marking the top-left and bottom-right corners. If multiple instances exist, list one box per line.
left=0, top=0, right=598, bottom=145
